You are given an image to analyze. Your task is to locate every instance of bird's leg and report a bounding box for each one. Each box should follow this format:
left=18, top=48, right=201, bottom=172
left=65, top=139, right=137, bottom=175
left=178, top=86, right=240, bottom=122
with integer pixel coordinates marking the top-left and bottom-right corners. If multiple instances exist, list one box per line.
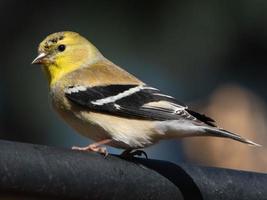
left=72, top=139, right=112, bottom=156
left=120, top=149, right=132, bottom=157
left=120, top=149, right=148, bottom=159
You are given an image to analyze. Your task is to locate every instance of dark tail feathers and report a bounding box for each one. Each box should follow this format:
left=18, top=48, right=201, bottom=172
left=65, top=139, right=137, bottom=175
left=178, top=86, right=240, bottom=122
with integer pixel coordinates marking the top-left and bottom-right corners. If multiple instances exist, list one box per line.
left=204, top=127, right=261, bottom=146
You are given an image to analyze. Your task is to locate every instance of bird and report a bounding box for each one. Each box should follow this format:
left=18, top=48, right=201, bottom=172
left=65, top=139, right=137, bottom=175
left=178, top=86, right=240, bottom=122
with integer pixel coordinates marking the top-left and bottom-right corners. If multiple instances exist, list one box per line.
left=32, top=31, right=260, bottom=156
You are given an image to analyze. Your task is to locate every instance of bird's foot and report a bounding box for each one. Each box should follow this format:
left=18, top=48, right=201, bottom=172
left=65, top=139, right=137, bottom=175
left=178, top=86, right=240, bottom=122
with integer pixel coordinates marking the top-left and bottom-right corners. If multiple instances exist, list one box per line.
left=72, top=139, right=112, bottom=157
left=72, top=145, right=108, bottom=157
left=120, top=149, right=148, bottom=159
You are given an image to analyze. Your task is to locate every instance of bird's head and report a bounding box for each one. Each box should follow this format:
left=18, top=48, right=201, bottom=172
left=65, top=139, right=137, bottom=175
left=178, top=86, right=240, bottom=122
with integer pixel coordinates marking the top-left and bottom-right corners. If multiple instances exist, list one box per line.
left=32, top=31, right=102, bottom=86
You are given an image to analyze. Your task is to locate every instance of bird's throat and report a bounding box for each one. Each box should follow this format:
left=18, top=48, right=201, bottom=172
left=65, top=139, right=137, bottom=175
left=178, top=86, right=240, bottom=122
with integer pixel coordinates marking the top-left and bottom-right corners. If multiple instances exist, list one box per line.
left=42, top=64, right=74, bottom=87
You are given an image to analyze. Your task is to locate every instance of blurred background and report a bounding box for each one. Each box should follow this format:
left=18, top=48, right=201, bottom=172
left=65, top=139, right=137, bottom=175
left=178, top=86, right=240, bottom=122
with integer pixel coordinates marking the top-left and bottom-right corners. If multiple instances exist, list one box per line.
left=0, top=0, right=266, bottom=172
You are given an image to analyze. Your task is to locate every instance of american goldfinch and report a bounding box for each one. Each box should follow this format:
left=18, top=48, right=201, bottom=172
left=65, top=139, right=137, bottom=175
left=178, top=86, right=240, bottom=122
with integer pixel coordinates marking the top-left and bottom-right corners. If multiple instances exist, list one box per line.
left=32, top=31, right=260, bottom=155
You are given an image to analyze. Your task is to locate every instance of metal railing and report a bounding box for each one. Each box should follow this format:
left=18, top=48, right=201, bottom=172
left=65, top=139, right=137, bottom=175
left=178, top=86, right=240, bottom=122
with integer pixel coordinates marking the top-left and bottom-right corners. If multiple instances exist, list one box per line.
left=0, top=139, right=266, bottom=200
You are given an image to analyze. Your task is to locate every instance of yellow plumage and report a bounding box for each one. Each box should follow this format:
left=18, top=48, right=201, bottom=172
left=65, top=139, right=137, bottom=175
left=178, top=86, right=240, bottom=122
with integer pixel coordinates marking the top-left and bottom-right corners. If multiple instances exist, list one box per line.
left=38, top=32, right=101, bottom=86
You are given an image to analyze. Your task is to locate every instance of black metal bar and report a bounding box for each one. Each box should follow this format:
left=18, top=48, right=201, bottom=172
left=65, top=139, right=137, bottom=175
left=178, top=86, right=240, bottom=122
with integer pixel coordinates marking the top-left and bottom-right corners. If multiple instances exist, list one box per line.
left=0, top=139, right=266, bottom=200
left=0, top=140, right=182, bottom=200
left=137, top=158, right=267, bottom=200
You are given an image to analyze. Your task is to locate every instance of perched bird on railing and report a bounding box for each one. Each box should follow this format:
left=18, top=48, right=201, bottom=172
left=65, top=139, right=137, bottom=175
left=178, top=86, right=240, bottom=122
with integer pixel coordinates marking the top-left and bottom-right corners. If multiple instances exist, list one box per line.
left=32, top=31, right=260, bottom=156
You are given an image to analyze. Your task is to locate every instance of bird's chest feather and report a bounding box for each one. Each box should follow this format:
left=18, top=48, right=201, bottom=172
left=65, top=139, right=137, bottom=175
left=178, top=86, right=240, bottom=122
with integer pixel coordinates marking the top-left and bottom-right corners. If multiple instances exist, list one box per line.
left=49, top=83, right=159, bottom=149
left=50, top=85, right=111, bottom=142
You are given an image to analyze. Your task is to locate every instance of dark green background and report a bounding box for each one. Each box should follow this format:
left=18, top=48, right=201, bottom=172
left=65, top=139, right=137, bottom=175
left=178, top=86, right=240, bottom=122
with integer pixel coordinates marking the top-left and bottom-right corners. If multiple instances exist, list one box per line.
left=0, top=1, right=266, bottom=163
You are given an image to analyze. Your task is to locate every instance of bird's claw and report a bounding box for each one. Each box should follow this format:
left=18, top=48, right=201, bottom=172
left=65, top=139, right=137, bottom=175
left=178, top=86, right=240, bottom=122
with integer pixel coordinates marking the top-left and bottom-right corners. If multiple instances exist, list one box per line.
left=120, top=149, right=148, bottom=159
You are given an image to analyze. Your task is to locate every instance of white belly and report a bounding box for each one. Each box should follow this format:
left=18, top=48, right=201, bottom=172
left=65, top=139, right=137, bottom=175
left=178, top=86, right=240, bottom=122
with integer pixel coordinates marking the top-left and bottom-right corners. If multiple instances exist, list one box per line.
left=54, top=104, right=160, bottom=149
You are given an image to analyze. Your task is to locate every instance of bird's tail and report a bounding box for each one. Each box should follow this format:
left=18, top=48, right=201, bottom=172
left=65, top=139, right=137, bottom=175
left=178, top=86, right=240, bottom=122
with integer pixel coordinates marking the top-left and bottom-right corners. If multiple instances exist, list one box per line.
left=203, top=127, right=261, bottom=147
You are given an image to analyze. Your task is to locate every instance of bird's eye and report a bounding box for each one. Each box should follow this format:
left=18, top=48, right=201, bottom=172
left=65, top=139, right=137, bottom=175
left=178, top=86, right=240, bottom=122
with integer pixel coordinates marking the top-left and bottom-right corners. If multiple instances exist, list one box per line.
left=58, top=44, right=66, bottom=52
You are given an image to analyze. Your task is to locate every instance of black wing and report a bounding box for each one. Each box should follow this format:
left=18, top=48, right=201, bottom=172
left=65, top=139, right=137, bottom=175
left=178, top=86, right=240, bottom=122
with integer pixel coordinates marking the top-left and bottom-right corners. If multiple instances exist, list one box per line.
left=65, top=84, right=216, bottom=126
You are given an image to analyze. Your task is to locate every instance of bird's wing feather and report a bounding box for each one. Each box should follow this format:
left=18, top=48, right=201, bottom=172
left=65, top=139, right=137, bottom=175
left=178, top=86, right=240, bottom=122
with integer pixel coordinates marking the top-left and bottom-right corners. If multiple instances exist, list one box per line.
left=65, top=84, right=216, bottom=125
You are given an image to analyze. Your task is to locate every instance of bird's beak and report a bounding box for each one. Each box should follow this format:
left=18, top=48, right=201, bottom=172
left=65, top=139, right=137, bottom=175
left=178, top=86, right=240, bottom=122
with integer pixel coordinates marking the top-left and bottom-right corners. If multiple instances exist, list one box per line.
left=31, top=52, right=47, bottom=64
